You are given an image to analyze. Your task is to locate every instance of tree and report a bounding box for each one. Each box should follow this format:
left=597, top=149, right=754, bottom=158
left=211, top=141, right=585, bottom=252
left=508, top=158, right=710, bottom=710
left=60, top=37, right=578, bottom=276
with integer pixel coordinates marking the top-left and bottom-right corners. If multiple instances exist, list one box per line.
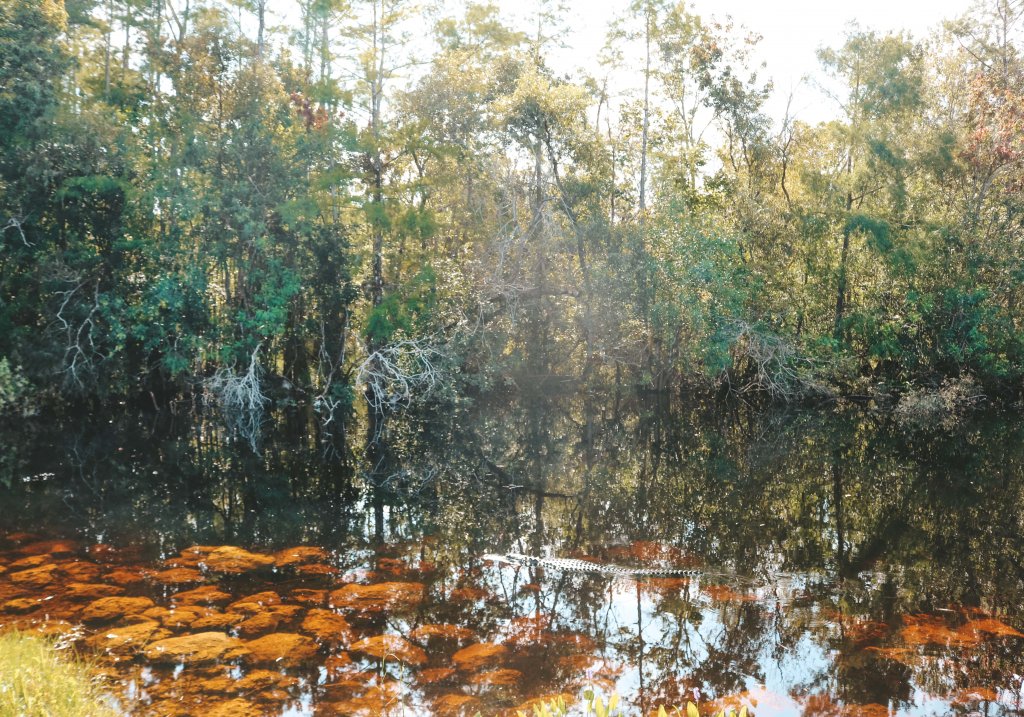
left=816, top=30, right=924, bottom=347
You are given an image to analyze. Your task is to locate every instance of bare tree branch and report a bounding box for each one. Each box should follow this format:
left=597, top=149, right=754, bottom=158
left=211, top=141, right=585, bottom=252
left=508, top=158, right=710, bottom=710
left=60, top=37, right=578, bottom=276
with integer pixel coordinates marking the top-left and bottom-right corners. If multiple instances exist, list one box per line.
left=205, top=343, right=269, bottom=451
left=355, top=337, right=445, bottom=416
left=2, top=217, right=31, bottom=247
left=55, top=278, right=102, bottom=389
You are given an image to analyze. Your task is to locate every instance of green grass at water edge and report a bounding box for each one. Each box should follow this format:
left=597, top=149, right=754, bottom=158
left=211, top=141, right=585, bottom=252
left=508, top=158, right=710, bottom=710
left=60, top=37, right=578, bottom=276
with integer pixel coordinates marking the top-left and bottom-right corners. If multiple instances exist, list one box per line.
left=0, top=630, right=119, bottom=717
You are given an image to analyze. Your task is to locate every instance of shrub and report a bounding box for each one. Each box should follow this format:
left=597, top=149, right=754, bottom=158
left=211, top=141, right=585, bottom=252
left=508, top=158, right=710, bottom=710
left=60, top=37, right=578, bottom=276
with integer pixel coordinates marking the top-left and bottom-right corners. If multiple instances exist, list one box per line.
left=0, top=358, right=29, bottom=414
left=894, top=375, right=985, bottom=431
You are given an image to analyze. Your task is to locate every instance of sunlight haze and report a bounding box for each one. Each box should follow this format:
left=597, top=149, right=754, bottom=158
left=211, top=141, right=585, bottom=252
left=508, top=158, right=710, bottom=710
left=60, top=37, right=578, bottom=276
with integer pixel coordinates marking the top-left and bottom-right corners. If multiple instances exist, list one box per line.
left=552, top=0, right=974, bottom=123
left=4, top=0, right=1024, bottom=713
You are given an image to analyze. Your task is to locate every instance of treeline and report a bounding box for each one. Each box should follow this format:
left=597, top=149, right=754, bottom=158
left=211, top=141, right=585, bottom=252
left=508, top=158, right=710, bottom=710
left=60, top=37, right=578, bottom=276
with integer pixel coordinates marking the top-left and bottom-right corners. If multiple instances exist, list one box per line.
left=0, top=0, right=1022, bottom=436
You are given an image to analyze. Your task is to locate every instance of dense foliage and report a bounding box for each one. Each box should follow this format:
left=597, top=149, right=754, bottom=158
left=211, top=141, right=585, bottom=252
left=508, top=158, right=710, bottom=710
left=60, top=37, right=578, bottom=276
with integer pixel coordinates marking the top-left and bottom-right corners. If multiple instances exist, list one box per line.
left=1, top=0, right=1022, bottom=438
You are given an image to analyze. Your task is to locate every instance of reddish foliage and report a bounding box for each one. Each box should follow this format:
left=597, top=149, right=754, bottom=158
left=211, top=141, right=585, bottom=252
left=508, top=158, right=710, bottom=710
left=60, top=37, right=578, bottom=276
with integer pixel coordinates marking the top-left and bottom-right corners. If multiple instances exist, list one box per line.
left=289, top=92, right=333, bottom=131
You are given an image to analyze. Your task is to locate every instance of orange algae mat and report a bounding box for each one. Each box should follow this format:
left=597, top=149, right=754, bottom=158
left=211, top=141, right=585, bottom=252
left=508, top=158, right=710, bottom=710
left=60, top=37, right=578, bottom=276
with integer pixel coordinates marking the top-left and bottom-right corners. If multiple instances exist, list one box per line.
left=0, top=534, right=628, bottom=716
left=2, top=533, right=1023, bottom=716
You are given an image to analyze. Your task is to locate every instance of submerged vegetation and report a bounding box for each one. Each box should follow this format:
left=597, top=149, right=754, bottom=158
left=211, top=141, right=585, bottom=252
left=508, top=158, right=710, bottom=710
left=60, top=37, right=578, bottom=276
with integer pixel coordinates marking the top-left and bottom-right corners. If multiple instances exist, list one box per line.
left=0, top=631, right=118, bottom=717
left=0, top=0, right=1023, bottom=445
left=2, top=392, right=1024, bottom=713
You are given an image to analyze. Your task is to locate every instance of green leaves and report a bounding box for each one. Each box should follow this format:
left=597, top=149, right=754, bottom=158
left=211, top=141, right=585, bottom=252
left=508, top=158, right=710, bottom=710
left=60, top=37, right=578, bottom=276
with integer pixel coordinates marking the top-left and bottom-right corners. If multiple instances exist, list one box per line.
left=364, top=266, right=438, bottom=344
left=845, top=214, right=891, bottom=254
left=0, top=0, right=1021, bottom=413
left=0, top=358, right=29, bottom=413
left=818, top=30, right=924, bottom=120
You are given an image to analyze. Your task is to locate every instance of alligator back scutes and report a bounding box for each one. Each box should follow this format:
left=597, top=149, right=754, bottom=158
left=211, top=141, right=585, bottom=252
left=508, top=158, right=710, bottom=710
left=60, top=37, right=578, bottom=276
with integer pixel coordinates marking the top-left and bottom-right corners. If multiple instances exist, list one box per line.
left=504, top=553, right=702, bottom=578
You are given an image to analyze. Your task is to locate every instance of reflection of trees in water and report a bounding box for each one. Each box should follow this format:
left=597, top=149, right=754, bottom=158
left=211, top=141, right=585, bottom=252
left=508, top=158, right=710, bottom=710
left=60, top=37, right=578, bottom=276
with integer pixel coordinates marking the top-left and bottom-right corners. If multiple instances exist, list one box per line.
left=4, top=393, right=1024, bottom=558
left=5, top=391, right=1024, bottom=593
left=411, top=393, right=1024, bottom=710
left=0, top=407, right=360, bottom=550
left=3, top=393, right=1024, bottom=709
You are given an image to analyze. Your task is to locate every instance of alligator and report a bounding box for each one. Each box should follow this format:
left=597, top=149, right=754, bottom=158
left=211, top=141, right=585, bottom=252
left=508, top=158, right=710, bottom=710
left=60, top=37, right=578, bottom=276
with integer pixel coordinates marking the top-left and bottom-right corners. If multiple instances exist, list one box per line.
left=489, top=552, right=704, bottom=578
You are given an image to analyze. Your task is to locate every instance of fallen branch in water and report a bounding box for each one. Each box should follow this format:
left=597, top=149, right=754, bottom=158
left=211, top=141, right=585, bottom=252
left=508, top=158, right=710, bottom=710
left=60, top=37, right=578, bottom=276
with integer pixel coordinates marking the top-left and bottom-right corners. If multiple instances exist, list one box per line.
left=204, top=344, right=269, bottom=451
left=355, top=337, right=445, bottom=416
left=722, top=321, right=828, bottom=402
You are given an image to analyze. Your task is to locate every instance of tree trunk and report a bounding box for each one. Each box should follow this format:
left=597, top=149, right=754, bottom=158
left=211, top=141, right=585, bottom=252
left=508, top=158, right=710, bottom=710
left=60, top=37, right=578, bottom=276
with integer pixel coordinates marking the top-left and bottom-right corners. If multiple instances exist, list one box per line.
left=104, top=0, right=113, bottom=98
left=832, top=450, right=847, bottom=570
left=639, top=8, right=652, bottom=216
left=320, top=12, right=330, bottom=82
left=256, top=1, right=266, bottom=59
left=833, top=224, right=851, bottom=342
left=122, top=10, right=130, bottom=78
left=369, top=2, right=384, bottom=318
left=608, top=120, right=616, bottom=225
left=833, top=170, right=854, bottom=343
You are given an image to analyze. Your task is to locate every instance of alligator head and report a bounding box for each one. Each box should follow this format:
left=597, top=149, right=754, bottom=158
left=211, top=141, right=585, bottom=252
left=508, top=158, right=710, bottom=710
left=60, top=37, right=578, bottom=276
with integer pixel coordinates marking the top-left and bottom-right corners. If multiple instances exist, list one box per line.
left=480, top=553, right=536, bottom=565
left=504, top=553, right=538, bottom=565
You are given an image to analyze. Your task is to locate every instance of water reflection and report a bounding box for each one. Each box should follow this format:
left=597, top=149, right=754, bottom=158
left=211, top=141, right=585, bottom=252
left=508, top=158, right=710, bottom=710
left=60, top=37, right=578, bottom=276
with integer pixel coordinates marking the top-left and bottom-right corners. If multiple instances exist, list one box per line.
left=1, top=392, right=1023, bottom=715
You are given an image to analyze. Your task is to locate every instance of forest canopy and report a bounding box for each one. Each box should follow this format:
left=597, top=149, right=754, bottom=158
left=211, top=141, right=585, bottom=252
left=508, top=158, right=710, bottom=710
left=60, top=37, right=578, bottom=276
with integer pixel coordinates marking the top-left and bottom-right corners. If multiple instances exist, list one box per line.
left=1, top=0, right=1022, bottom=440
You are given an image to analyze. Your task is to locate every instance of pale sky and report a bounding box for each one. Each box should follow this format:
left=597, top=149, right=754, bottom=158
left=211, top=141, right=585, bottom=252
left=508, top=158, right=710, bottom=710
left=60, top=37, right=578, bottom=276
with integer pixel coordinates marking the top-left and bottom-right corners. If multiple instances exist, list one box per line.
left=268, top=0, right=976, bottom=126
left=546, top=0, right=975, bottom=125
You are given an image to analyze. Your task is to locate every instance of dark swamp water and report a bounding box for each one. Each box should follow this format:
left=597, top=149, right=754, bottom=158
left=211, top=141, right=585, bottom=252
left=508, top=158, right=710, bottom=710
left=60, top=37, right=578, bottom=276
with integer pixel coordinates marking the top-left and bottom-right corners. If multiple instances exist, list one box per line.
left=2, top=391, right=1024, bottom=716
